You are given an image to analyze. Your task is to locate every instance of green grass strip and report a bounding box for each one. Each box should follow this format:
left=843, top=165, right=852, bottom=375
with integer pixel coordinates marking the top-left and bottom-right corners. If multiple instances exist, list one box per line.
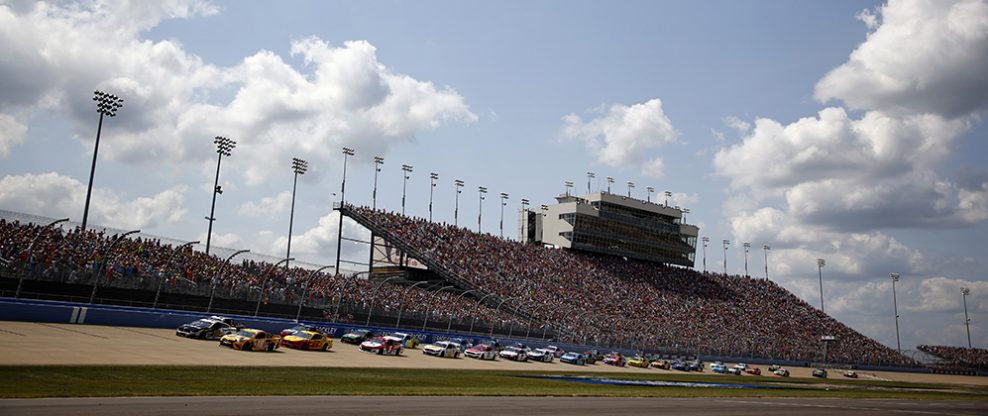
left=2, top=366, right=986, bottom=400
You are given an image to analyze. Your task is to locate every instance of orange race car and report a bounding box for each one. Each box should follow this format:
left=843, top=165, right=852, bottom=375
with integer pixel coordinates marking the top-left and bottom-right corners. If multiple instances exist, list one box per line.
left=220, top=329, right=281, bottom=352
left=281, top=330, right=332, bottom=351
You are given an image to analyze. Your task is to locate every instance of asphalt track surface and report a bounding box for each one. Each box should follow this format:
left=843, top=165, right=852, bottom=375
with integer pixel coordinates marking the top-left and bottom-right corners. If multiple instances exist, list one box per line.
left=1, top=396, right=987, bottom=416
left=1, top=321, right=986, bottom=387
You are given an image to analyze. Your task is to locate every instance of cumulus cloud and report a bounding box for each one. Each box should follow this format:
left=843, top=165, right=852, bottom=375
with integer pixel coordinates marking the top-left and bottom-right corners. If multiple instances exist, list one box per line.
left=561, top=99, right=678, bottom=177
left=0, top=0, right=476, bottom=185
left=0, top=172, right=187, bottom=230
left=196, top=231, right=241, bottom=249
left=0, top=114, right=27, bottom=157
left=714, top=108, right=980, bottom=229
left=238, top=191, right=293, bottom=218
left=270, top=210, right=371, bottom=265
left=816, top=0, right=988, bottom=117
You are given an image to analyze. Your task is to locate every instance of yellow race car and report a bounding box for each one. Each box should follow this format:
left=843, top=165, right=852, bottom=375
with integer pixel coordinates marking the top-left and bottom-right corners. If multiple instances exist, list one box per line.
left=220, top=329, right=281, bottom=351
left=650, top=359, right=671, bottom=369
left=628, top=356, right=650, bottom=368
left=281, top=330, right=332, bottom=351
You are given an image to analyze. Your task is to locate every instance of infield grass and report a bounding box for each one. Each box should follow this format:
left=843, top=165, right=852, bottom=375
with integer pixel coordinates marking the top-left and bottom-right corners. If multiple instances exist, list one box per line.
left=3, top=366, right=986, bottom=399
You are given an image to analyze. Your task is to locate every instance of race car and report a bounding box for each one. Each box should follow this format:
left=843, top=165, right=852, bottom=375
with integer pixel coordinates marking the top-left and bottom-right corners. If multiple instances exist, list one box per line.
left=360, top=336, right=404, bottom=355
left=390, top=332, right=420, bottom=349
left=528, top=348, right=555, bottom=363
left=603, top=352, right=626, bottom=367
left=450, top=337, right=473, bottom=351
left=544, top=345, right=565, bottom=358
left=627, top=356, right=650, bottom=368
left=671, top=360, right=687, bottom=371
left=687, top=359, right=704, bottom=372
left=584, top=349, right=603, bottom=364
left=499, top=345, right=529, bottom=362
left=281, top=330, right=333, bottom=351
left=560, top=351, right=587, bottom=365
left=843, top=370, right=858, bottom=378
left=727, top=367, right=742, bottom=375
left=745, top=366, right=762, bottom=376
left=768, top=364, right=782, bottom=372
left=280, top=324, right=330, bottom=338
left=464, top=344, right=498, bottom=360
left=649, top=359, right=670, bottom=370
left=734, top=363, right=748, bottom=371
left=773, top=368, right=790, bottom=377
left=208, top=315, right=245, bottom=330
left=176, top=318, right=236, bottom=340
left=423, top=341, right=462, bottom=358
left=711, top=362, right=728, bottom=373
left=812, top=368, right=828, bottom=378
left=340, top=329, right=375, bottom=345
left=219, top=329, right=281, bottom=351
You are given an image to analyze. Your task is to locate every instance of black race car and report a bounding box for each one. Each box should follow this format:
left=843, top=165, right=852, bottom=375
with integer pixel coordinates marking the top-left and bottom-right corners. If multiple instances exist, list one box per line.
left=176, top=318, right=236, bottom=340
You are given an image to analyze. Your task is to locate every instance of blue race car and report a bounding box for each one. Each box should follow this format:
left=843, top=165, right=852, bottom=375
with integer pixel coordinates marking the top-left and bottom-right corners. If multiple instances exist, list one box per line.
left=560, top=351, right=587, bottom=365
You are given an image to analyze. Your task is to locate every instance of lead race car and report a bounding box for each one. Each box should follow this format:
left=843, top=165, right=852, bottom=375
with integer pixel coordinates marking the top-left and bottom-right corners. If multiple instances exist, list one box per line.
left=219, top=329, right=281, bottom=351
left=175, top=317, right=236, bottom=340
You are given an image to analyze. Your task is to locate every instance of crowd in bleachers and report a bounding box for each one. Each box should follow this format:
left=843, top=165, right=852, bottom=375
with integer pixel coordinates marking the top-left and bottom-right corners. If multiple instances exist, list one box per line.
left=2, top=208, right=920, bottom=366
left=348, top=205, right=918, bottom=366
left=919, top=345, right=988, bottom=368
left=0, top=218, right=525, bottom=330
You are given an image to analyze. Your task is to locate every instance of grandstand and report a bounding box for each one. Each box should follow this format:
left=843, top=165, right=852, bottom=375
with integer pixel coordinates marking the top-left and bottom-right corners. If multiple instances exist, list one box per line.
left=1, top=205, right=919, bottom=367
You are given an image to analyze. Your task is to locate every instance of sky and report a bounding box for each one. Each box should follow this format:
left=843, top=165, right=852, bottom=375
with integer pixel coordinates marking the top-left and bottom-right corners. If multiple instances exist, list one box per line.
left=1, top=0, right=986, bottom=353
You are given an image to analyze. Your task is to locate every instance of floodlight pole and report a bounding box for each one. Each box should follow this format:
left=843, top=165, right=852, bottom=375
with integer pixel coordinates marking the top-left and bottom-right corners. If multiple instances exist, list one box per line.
left=401, top=164, right=413, bottom=215
left=743, top=242, right=751, bottom=277
left=722, top=240, right=730, bottom=274
left=606, top=177, right=614, bottom=193
left=499, top=192, right=508, bottom=238
left=890, top=272, right=901, bottom=354
left=429, top=172, right=439, bottom=222
left=586, top=172, right=594, bottom=194
left=817, top=258, right=826, bottom=313
left=454, top=180, right=464, bottom=227
left=701, top=237, right=709, bottom=273
left=372, top=156, right=383, bottom=210
left=82, top=91, right=124, bottom=231
left=335, top=148, right=353, bottom=273
left=286, top=158, right=308, bottom=271
left=961, top=287, right=972, bottom=348
left=205, top=136, right=236, bottom=255
left=763, top=245, right=771, bottom=280
left=477, top=186, right=487, bottom=233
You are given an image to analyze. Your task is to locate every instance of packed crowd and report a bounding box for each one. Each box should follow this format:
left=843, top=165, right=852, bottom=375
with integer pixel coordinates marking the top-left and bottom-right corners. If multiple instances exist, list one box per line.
left=348, top=205, right=918, bottom=366
left=919, top=345, right=988, bottom=368
left=0, top=218, right=527, bottom=330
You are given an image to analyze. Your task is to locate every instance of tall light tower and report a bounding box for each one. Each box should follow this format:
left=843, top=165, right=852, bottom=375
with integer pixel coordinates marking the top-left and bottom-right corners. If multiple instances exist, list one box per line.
left=477, top=186, right=487, bottom=232
left=81, top=90, right=124, bottom=231
left=564, top=181, right=573, bottom=196
left=499, top=192, right=509, bottom=238
left=372, top=156, right=383, bottom=210
left=763, top=244, right=771, bottom=280
left=817, top=258, right=826, bottom=312
left=743, top=242, right=751, bottom=276
left=204, top=136, right=236, bottom=255
left=646, top=186, right=654, bottom=203
left=701, top=237, right=710, bottom=272
left=722, top=240, right=730, bottom=274
left=454, top=179, right=464, bottom=226
left=401, top=164, right=413, bottom=215
left=286, top=157, right=308, bottom=270
left=664, top=190, right=672, bottom=207
left=586, top=171, right=595, bottom=194
left=627, top=181, right=635, bottom=198
left=606, top=176, right=614, bottom=193
left=682, top=208, right=690, bottom=223
left=429, top=172, right=439, bottom=222
left=890, top=272, right=902, bottom=354
left=962, top=287, right=972, bottom=348
left=335, top=147, right=354, bottom=273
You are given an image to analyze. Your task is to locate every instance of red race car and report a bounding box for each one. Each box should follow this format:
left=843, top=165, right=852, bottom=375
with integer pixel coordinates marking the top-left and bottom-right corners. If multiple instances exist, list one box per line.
left=359, top=336, right=404, bottom=355
left=745, top=367, right=762, bottom=376
left=603, top=352, right=626, bottom=367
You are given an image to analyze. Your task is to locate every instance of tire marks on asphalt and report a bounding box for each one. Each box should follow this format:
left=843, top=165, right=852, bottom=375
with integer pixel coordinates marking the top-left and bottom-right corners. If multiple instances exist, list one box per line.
left=108, top=326, right=180, bottom=342
left=34, top=323, right=109, bottom=339
left=0, top=328, right=26, bottom=336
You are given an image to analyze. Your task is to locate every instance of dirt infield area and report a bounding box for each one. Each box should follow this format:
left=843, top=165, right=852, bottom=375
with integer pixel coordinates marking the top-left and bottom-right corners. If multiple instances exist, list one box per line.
left=2, top=321, right=985, bottom=387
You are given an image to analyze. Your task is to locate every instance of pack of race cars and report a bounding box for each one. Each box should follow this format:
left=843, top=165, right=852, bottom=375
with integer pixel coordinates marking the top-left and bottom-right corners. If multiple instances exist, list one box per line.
left=174, top=316, right=855, bottom=380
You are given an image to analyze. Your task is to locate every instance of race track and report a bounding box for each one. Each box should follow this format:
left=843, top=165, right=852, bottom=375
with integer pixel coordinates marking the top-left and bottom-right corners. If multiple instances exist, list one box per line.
left=1, top=321, right=986, bottom=387
left=2, top=396, right=987, bottom=416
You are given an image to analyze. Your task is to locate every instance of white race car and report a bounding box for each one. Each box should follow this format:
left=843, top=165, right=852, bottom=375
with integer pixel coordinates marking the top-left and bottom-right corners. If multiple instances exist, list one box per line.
left=528, top=348, right=555, bottom=363
left=423, top=341, right=462, bottom=358
left=499, top=345, right=529, bottom=362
